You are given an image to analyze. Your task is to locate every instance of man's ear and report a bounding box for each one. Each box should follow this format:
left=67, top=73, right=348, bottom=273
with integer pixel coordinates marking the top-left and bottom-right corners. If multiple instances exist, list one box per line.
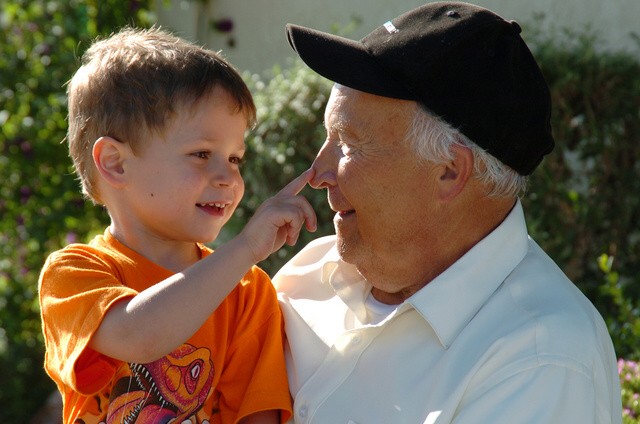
left=92, top=136, right=128, bottom=189
left=436, top=144, right=474, bottom=202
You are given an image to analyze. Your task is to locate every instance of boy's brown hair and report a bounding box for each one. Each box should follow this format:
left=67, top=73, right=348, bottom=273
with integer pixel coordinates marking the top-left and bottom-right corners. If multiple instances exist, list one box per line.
left=67, top=26, right=256, bottom=204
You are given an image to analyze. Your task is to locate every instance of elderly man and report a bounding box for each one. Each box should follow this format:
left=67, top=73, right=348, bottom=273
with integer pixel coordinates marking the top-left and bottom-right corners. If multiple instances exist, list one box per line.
left=273, top=2, right=622, bottom=424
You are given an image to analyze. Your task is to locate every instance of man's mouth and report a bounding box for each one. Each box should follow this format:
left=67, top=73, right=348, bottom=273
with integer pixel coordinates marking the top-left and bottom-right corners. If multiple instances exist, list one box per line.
left=337, top=209, right=355, bottom=217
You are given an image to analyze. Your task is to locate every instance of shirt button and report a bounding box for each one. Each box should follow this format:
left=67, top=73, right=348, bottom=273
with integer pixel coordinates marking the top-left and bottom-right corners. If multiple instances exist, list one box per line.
left=298, top=405, right=308, bottom=419
left=352, top=335, right=361, bottom=345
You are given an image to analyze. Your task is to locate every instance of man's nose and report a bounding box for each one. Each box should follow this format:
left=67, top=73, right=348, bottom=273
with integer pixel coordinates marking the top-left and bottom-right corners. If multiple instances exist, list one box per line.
left=310, top=139, right=339, bottom=189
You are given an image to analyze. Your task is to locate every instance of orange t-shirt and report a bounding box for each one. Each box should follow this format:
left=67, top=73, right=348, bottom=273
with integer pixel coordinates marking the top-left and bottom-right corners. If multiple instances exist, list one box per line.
left=39, top=229, right=292, bottom=424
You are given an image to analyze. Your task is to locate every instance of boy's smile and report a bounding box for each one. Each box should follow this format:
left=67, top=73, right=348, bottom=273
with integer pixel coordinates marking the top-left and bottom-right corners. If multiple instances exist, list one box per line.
left=106, top=85, right=248, bottom=267
left=196, top=201, right=232, bottom=216
left=48, top=27, right=293, bottom=424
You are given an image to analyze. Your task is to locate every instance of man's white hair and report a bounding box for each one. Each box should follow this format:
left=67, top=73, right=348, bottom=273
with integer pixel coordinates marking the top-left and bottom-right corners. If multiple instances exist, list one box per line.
left=406, top=105, right=527, bottom=198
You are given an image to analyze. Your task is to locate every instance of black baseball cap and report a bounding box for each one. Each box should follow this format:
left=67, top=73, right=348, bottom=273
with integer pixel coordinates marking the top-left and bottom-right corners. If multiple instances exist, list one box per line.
left=286, top=1, right=554, bottom=175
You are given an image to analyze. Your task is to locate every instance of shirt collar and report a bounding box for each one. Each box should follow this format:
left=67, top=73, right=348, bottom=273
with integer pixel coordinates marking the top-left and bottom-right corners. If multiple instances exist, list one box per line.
left=405, top=200, right=529, bottom=348
left=321, top=200, right=529, bottom=346
left=321, top=248, right=372, bottom=324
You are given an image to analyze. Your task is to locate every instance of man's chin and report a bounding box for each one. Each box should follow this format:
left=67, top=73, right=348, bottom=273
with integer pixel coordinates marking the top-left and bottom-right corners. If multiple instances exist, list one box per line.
left=335, top=233, right=359, bottom=264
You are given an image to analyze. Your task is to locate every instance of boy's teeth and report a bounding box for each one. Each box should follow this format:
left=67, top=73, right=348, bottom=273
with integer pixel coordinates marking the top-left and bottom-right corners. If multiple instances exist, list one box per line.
left=203, top=202, right=225, bottom=208
left=198, top=202, right=226, bottom=208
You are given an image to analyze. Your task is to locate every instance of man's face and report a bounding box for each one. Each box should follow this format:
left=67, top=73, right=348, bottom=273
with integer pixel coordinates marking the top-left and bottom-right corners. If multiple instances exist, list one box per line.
left=310, top=85, right=441, bottom=289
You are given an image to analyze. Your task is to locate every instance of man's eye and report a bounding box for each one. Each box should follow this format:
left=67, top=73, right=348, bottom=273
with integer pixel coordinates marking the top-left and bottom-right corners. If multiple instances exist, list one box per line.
left=339, top=142, right=352, bottom=155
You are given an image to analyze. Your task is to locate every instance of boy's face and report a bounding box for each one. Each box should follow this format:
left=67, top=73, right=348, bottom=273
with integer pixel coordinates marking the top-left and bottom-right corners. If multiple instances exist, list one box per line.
left=120, top=86, right=247, bottom=245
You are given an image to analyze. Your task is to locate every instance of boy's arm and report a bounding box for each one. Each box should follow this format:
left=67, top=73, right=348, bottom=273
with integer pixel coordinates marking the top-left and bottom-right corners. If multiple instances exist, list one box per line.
left=89, top=170, right=316, bottom=364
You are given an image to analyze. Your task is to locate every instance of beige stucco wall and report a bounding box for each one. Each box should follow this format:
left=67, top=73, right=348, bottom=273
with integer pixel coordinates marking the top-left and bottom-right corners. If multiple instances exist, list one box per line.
left=156, top=0, right=639, bottom=75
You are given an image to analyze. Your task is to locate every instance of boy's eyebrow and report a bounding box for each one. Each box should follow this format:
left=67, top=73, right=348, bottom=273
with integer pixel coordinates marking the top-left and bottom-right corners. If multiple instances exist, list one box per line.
left=202, top=136, right=246, bottom=151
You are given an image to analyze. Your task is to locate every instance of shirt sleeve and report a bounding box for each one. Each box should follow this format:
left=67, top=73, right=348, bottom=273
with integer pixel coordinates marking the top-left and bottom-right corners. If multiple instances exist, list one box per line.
left=39, top=245, right=138, bottom=394
left=215, top=266, right=293, bottom=424
left=451, top=363, right=597, bottom=424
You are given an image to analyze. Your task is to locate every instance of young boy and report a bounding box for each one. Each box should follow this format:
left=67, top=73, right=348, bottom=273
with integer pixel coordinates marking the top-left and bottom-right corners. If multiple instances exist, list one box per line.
left=38, top=27, right=316, bottom=424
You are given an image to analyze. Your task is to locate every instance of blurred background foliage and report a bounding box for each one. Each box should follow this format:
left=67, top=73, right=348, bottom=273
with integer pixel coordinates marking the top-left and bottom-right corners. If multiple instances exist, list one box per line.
left=526, top=25, right=640, bottom=358
left=1, top=1, right=639, bottom=422
left=0, top=0, right=154, bottom=420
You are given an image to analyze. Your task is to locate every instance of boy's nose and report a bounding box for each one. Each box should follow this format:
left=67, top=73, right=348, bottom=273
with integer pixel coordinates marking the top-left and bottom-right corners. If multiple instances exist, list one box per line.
left=210, top=161, right=238, bottom=188
left=309, top=139, right=339, bottom=189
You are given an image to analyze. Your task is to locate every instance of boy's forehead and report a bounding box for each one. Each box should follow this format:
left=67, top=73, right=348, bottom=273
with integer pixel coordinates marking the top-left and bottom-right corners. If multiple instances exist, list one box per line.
left=157, top=90, right=249, bottom=141
left=187, top=85, right=251, bottom=119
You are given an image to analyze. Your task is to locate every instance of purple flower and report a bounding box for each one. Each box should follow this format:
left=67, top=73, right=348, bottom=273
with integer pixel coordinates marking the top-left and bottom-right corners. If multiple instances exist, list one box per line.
left=20, top=186, right=32, bottom=203
left=20, top=140, right=32, bottom=153
left=213, top=18, right=234, bottom=33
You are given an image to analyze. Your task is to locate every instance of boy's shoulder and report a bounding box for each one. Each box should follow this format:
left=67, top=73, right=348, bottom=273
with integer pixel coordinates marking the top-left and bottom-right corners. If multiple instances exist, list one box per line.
left=40, top=229, right=143, bottom=294
left=224, top=264, right=280, bottom=314
left=45, top=229, right=126, bottom=268
left=202, top=247, right=273, bottom=293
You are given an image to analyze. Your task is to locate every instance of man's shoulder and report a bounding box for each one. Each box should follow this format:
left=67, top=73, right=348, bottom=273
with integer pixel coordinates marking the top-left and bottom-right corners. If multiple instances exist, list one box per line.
left=282, top=235, right=338, bottom=269
left=495, top=239, right=614, bottom=364
left=300, top=234, right=338, bottom=255
left=272, top=235, right=338, bottom=292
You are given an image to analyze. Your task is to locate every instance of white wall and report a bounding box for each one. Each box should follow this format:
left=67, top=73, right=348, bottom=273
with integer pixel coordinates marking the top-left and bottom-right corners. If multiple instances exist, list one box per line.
left=155, top=0, right=640, bottom=75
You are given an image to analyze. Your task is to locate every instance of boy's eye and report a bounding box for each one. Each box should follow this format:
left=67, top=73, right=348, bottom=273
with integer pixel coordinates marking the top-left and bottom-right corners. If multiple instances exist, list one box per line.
left=229, top=156, right=245, bottom=166
left=193, top=151, right=210, bottom=159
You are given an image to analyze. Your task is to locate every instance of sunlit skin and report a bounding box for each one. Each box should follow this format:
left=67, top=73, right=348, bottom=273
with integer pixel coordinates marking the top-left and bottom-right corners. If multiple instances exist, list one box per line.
left=86, top=85, right=316, bottom=423
left=93, top=86, right=247, bottom=272
left=310, top=85, right=515, bottom=304
left=87, top=84, right=316, bottom=371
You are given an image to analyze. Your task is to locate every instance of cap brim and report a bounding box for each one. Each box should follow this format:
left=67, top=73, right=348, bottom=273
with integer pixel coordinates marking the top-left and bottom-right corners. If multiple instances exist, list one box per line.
left=286, top=24, right=414, bottom=100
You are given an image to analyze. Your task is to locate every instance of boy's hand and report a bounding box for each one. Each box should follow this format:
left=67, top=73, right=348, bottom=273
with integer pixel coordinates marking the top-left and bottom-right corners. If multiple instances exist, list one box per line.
left=238, top=169, right=317, bottom=263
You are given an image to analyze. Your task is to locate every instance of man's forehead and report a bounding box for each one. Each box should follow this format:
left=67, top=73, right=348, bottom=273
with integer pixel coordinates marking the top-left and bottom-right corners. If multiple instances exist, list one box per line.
left=323, top=105, right=360, bottom=139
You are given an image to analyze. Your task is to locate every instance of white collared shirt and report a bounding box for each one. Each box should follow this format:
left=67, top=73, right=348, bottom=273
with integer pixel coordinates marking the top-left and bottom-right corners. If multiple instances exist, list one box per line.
left=274, top=201, right=621, bottom=424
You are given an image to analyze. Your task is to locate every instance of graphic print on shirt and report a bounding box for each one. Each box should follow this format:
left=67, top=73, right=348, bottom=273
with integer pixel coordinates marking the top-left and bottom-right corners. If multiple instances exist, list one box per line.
left=106, top=343, right=215, bottom=424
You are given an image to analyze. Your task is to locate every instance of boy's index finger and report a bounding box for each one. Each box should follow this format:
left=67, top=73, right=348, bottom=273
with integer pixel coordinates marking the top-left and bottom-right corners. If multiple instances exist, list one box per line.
left=277, top=168, right=315, bottom=197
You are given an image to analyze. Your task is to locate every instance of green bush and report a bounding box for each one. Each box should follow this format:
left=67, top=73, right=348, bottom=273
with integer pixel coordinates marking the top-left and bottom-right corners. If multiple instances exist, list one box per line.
left=523, top=28, right=640, bottom=361
left=0, top=1, right=153, bottom=421
left=620, top=359, right=640, bottom=422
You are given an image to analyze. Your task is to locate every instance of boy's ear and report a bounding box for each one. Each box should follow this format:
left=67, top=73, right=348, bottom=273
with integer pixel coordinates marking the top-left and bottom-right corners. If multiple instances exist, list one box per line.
left=92, top=136, right=128, bottom=188
left=435, top=143, right=474, bottom=202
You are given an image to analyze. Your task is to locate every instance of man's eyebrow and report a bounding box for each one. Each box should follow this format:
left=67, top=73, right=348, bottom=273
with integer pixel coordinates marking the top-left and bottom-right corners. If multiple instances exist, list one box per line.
left=325, top=118, right=351, bottom=136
